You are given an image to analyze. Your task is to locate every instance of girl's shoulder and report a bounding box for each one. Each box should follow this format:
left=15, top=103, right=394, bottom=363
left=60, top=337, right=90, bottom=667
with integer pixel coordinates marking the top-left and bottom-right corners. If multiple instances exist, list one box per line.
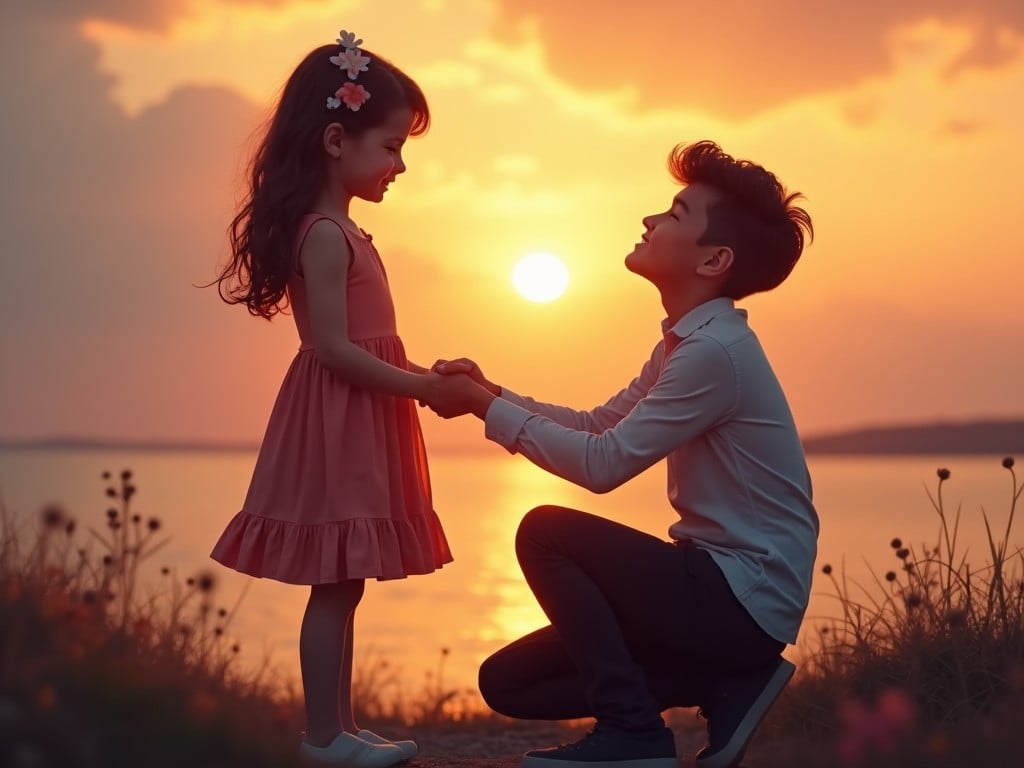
left=295, top=215, right=354, bottom=277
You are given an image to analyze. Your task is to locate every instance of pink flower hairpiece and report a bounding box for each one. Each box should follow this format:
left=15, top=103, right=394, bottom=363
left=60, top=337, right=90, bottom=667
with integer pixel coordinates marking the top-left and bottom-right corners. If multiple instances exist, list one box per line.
left=327, top=29, right=371, bottom=111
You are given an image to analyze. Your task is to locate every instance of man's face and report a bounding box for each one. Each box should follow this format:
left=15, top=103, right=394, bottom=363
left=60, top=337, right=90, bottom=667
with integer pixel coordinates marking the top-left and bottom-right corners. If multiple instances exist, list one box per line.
left=624, top=182, right=723, bottom=288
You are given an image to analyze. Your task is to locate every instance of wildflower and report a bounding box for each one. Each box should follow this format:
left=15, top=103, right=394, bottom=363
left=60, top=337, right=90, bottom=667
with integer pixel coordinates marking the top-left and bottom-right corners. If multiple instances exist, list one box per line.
left=196, top=572, right=216, bottom=592
left=217, top=608, right=227, bottom=618
left=890, top=537, right=902, bottom=549
left=822, top=564, right=833, bottom=575
left=106, top=487, right=117, bottom=498
left=123, top=484, right=136, bottom=500
left=896, top=548, right=910, bottom=560
left=147, top=517, right=161, bottom=532
left=101, top=470, right=111, bottom=479
left=937, top=468, right=950, bottom=480
left=40, top=504, right=66, bottom=528
left=102, top=555, right=114, bottom=567
left=905, top=592, right=923, bottom=610
left=131, top=514, right=141, bottom=524
left=838, top=688, right=917, bottom=765
left=160, top=566, right=170, bottom=576
left=232, top=644, right=240, bottom=654
left=64, top=519, right=76, bottom=535
left=106, top=508, right=118, bottom=520
left=885, top=571, right=897, bottom=582
left=121, top=469, right=132, bottom=480
left=1003, top=456, right=1015, bottom=469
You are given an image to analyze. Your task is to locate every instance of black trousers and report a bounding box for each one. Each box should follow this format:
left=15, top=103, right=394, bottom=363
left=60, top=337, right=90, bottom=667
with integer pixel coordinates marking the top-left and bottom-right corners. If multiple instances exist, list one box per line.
left=478, top=506, right=785, bottom=731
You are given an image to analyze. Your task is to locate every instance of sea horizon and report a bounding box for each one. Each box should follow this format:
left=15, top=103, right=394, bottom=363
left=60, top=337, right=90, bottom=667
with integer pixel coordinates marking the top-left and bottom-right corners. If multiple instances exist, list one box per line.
left=2, top=414, right=1022, bottom=455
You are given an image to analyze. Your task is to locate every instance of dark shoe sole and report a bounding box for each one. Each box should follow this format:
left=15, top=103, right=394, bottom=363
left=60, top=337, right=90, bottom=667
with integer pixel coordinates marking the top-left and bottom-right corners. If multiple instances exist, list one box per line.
left=522, top=757, right=678, bottom=768
left=696, top=658, right=796, bottom=768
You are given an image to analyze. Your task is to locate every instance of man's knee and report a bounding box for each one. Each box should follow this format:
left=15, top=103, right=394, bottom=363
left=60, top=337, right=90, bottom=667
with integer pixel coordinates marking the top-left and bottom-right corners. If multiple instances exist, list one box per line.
left=515, top=505, right=578, bottom=558
left=478, top=652, right=516, bottom=716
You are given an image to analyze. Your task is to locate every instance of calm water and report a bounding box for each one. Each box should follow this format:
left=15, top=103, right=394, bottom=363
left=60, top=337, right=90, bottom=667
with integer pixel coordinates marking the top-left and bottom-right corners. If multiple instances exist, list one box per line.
left=0, top=447, right=1018, bottom=698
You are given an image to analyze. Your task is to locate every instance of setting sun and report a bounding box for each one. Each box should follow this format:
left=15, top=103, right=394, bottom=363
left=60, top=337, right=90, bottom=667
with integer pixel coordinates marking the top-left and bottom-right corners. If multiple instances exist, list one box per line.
left=511, top=252, right=570, bottom=303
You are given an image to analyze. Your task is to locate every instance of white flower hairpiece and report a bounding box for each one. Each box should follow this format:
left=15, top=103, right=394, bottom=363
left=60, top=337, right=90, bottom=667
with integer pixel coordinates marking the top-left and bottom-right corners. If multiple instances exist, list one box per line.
left=327, top=29, right=371, bottom=111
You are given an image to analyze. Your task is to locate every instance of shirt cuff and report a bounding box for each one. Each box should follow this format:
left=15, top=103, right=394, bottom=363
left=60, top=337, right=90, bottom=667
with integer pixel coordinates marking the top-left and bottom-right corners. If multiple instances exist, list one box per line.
left=484, top=396, right=531, bottom=451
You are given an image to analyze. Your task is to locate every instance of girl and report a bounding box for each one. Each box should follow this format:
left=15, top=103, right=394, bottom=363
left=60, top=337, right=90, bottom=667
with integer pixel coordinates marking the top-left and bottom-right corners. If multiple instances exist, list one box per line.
left=210, top=30, right=452, bottom=768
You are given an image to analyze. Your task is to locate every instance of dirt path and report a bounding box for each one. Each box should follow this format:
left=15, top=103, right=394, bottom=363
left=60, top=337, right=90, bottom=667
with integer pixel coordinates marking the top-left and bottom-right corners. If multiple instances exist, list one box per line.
left=405, top=714, right=715, bottom=767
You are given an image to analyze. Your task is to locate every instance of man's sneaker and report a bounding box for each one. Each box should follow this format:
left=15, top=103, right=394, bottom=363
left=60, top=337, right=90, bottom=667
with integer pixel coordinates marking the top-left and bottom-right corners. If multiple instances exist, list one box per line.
left=695, top=657, right=796, bottom=768
left=521, top=723, right=678, bottom=768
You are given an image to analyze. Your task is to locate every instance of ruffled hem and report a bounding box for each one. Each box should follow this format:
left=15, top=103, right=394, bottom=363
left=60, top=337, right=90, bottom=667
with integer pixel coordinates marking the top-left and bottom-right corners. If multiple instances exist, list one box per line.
left=210, top=509, right=453, bottom=584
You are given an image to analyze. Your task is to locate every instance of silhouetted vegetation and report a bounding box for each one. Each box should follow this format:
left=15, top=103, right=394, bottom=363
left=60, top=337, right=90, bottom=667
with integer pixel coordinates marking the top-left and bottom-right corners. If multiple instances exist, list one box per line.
left=0, top=469, right=486, bottom=767
left=759, top=457, right=1024, bottom=766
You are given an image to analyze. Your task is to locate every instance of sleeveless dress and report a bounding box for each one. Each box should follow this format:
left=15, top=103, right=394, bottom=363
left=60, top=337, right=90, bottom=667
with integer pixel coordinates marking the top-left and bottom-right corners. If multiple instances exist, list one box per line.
left=210, top=214, right=453, bottom=583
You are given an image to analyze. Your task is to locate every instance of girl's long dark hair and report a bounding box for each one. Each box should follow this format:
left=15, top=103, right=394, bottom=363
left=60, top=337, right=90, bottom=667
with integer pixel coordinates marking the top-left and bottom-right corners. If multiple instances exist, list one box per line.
left=216, top=44, right=429, bottom=319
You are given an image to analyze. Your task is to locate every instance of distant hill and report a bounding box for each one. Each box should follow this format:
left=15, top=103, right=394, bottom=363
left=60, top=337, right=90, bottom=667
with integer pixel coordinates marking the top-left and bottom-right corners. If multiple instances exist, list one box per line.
left=802, top=419, right=1024, bottom=455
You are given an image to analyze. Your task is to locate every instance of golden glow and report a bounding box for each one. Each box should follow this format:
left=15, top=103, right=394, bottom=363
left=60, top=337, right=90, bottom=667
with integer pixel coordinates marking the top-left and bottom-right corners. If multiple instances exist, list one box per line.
left=5, top=3, right=1024, bottom=460
left=511, top=252, right=570, bottom=302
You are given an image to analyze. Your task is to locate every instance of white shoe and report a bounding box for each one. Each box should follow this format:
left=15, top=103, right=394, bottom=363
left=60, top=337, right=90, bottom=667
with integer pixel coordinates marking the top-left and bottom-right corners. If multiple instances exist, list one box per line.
left=357, top=729, right=418, bottom=760
left=299, top=731, right=406, bottom=768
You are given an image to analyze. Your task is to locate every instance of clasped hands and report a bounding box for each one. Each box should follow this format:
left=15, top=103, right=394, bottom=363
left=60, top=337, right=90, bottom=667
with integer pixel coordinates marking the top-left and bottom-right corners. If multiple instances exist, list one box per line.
left=419, top=357, right=498, bottom=420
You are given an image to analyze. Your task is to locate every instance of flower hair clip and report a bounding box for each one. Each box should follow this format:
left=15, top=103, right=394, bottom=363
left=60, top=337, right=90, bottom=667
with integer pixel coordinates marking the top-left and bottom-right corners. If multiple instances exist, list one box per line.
left=327, top=29, right=371, bottom=111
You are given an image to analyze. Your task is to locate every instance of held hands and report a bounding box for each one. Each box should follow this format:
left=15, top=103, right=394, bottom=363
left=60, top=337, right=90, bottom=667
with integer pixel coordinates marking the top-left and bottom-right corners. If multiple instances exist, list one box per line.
left=430, top=357, right=496, bottom=392
left=418, top=358, right=498, bottom=419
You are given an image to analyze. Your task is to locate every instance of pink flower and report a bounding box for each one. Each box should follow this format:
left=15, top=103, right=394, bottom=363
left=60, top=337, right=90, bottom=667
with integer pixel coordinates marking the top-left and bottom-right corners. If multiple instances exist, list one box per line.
left=331, top=82, right=370, bottom=112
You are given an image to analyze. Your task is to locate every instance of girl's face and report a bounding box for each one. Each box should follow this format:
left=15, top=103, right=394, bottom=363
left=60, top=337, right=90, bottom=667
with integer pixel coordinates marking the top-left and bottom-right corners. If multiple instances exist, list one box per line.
left=337, top=107, right=414, bottom=203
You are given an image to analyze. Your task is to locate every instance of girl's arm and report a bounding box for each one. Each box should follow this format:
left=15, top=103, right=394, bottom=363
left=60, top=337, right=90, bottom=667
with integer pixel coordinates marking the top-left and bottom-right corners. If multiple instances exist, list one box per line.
left=301, top=219, right=428, bottom=400
left=406, top=361, right=430, bottom=375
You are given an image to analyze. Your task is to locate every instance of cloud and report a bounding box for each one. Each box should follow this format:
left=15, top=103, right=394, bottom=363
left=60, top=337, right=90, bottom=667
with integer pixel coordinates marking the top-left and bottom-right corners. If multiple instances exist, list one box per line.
left=0, top=9, right=270, bottom=440
left=490, top=0, right=1024, bottom=117
left=23, top=0, right=325, bottom=31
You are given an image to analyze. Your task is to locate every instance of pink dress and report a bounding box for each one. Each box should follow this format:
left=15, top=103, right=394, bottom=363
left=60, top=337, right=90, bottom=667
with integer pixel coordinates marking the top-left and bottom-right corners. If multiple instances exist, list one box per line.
left=211, top=214, right=453, bottom=583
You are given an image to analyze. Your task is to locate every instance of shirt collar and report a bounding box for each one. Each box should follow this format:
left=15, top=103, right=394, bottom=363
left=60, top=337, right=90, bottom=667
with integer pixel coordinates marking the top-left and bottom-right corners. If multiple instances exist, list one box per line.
left=661, top=297, right=736, bottom=342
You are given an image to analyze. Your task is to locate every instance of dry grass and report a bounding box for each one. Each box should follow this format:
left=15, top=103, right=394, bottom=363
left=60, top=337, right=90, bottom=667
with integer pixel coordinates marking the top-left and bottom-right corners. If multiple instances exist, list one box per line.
left=754, top=456, right=1024, bottom=767
left=3, top=459, right=1023, bottom=767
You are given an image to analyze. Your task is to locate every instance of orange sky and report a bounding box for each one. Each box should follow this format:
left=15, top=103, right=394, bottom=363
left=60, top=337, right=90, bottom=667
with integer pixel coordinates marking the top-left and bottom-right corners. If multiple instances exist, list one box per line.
left=1, top=0, right=1023, bottom=449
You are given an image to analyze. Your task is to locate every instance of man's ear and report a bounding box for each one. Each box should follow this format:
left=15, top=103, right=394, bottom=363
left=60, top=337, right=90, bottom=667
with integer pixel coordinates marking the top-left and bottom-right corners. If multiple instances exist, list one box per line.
left=697, top=246, right=734, bottom=278
left=323, top=122, right=345, bottom=158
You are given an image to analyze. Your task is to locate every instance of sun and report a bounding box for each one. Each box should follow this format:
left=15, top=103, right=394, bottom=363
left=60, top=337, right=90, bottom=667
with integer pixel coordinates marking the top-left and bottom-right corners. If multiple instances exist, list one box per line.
left=511, top=252, right=570, bottom=302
